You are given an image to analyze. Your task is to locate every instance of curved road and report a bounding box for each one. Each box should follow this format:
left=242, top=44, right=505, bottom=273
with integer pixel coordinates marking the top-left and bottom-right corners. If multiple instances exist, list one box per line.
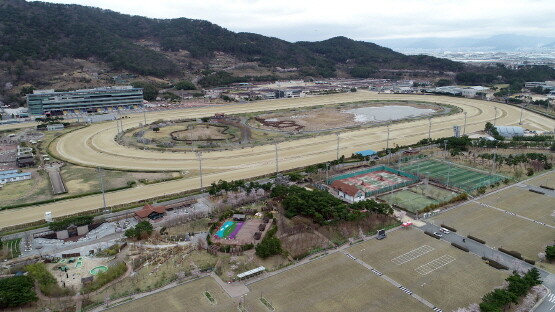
left=1, top=92, right=554, bottom=228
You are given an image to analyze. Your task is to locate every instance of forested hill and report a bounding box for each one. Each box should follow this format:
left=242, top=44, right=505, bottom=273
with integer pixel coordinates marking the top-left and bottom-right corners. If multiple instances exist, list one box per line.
left=0, top=0, right=461, bottom=78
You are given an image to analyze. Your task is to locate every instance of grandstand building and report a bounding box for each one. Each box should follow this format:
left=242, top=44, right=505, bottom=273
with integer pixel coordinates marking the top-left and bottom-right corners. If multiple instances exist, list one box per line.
left=26, top=86, right=143, bottom=116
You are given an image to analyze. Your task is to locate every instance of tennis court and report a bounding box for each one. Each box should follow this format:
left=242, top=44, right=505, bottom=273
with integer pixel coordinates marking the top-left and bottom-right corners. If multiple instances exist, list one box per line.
left=400, top=159, right=505, bottom=192
left=379, top=184, right=459, bottom=213
left=329, top=166, right=419, bottom=196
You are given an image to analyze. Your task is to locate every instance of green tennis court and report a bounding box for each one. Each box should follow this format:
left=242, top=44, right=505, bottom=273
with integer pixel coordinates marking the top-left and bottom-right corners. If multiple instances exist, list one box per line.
left=379, top=184, right=460, bottom=213
left=400, top=159, right=504, bottom=192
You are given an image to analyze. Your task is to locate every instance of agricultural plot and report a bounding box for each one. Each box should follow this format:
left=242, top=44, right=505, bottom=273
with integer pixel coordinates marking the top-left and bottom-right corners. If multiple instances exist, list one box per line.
left=478, top=187, right=555, bottom=225
left=379, top=184, right=459, bottom=213
left=432, top=203, right=555, bottom=260
left=401, top=159, right=504, bottom=192
left=108, top=276, right=236, bottom=312
left=244, top=252, right=430, bottom=312
left=347, top=229, right=508, bottom=312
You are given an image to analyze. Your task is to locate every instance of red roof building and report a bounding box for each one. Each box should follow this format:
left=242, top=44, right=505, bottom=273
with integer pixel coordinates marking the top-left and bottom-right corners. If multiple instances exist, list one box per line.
left=134, top=204, right=167, bottom=221
left=330, top=180, right=365, bottom=203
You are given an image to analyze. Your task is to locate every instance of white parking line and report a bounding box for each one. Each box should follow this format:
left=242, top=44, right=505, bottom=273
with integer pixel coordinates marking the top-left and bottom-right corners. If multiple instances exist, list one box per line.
left=392, top=245, right=435, bottom=265
left=415, top=255, right=456, bottom=275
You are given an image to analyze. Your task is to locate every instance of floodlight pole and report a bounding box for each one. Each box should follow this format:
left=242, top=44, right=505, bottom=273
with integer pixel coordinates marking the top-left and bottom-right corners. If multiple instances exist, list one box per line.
left=336, top=133, right=340, bottom=161
left=428, top=118, right=432, bottom=142
left=143, top=108, right=147, bottom=125
left=196, top=152, right=203, bottom=191
left=491, top=145, right=497, bottom=175
left=519, top=103, right=524, bottom=125
left=274, top=143, right=279, bottom=175
left=463, top=112, right=467, bottom=135
left=97, top=167, right=107, bottom=213
left=386, top=125, right=390, bottom=165
left=444, top=140, right=448, bottom=160
left=326, top=162, right=330, bottom=184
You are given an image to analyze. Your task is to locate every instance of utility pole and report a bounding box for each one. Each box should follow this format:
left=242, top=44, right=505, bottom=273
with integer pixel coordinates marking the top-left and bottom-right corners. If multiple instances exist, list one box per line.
left=444, top=140, right=448, bottom=160
left=463, top=112, right=467, bottom=135
left=493, top=107, right=498, bottom=126
left=336, top=133, right=340, bottom=161
left=143, top=108, right=147, bottom=126
left=97, top=167, right=107, bottom=213
left=274, top=143, right=279, bottom=175
left=196, top=152, right=203, bottom=191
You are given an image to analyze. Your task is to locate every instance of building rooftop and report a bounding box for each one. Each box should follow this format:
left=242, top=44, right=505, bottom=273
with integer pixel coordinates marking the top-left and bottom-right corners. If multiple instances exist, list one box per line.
left=355, top=149, right=377, bottom=157
left=330, top=180, right=363, bottom=197
left=135, top=204, right=167, bottom=218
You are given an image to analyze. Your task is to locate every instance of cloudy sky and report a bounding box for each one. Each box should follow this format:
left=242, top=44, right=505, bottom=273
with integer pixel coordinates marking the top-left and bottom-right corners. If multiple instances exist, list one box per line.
left=40, top=0, right=555, bottom=42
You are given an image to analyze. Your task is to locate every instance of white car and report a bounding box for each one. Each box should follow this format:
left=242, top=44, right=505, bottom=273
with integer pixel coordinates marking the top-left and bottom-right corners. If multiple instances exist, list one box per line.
left=433, top=232, right=443, bottom=238
left=440, top=228, right=450, bottom=234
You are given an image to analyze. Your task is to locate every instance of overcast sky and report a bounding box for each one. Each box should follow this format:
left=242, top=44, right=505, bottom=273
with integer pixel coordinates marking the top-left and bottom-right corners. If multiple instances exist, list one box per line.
left=39, top=0, right=555, bottom=42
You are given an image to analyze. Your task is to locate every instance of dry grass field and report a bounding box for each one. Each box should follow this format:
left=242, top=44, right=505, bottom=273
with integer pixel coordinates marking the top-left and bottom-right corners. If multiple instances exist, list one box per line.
left=526, top=170, right=555, bottom=189
left=244, top=252, right=430, bottom=312
left=478, top=187, right=555, bottom=225
left=432, top=203, right=555, bottom=260
left=107, top=276, right=237, bottom=312
left=172, top=124, right=233, bottom=141
left=347, top=229, right=508, bottom=311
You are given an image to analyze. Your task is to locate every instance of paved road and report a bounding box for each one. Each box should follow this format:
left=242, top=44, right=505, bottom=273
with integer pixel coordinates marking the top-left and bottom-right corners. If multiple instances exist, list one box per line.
left=2, top=93, right=555, bottom=228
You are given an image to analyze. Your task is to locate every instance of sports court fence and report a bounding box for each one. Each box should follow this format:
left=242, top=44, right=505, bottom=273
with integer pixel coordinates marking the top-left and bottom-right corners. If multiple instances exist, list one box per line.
left=328, top=165, right=420, bottom=197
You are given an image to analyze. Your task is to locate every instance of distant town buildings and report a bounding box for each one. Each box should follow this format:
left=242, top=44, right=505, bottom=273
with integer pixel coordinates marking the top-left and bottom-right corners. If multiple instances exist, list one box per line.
left=26, top=86, right=144, bottom=116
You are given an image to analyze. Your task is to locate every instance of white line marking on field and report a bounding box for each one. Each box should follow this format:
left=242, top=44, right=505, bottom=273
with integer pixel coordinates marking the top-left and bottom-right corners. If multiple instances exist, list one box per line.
left=392, top=245, right=435, bottom=265
left=415, top=255, right=456, bottom=275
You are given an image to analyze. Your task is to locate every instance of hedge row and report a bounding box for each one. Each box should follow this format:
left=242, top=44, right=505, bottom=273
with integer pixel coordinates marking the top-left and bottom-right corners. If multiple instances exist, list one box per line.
left=485, top=259, right=509, bottom=270
left=524, top=259, right=536, bottom=265
left=498, top=247, right=523, bottom=260
left=529, top=189, right=545, bottom=195
left=540, top=185, right=554, bottom=191
left=451, top=243, right=469, bottom=252
left=424, top=231, right=440, bottom=239
left=467, top=235, right=486, bottom=244
left=440, top=224, right=457, bottom=232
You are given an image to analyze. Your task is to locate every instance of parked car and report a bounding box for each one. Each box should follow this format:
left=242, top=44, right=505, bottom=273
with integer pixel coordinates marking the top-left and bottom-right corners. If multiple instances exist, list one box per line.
left=433, top=231, right=443, bottom=238
left=440, top=228, right=450, bottom=234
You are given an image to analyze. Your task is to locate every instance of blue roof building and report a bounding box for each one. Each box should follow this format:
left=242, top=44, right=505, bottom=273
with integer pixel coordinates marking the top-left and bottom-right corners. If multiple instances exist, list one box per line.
left=0, top=172, right=32, bottom=184
left=355, top=150, right=377, bottom=157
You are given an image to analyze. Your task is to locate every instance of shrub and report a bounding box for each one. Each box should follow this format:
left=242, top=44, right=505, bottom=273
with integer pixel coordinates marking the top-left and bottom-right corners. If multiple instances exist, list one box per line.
left=0, top=275, right=37, bottom=308
left=451, top=243, right=469, bottom=252
left=467, top=235, right=485, bottom=244
left=25, top=262, right=72, bottom=297
left=440, top=224, right=457, bottom=232
left=524, top=259, right=536, bottom=265
left=545, top=245, right=555, bottom=261
left=486, top=259, right=509, bottom=270
left=255, top=225, right=281, bottom=258
left=498, top=247, right=523, bottom=260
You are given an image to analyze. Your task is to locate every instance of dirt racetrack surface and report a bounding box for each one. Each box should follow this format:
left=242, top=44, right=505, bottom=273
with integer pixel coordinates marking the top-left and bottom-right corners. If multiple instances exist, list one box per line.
left=1, top=92, right=554, bottom=228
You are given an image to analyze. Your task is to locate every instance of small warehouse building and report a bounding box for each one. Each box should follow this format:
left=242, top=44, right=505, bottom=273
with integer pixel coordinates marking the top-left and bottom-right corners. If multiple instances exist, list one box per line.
left=330, top=180, right=365, bottom=203
left=233, top=214, right=246, bottom=221
left=134, top=204, right=167, bottom=221
left=494, top=126, right=524, bottom=138
left=0, top=170, right=32, bottom=184
left=46, top=124, right=65, bottom=131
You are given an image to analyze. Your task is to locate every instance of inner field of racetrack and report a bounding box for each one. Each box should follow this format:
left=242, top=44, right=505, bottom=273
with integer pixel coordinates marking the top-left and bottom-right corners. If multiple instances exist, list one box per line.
left=1, top=93, right=555, bottom=228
